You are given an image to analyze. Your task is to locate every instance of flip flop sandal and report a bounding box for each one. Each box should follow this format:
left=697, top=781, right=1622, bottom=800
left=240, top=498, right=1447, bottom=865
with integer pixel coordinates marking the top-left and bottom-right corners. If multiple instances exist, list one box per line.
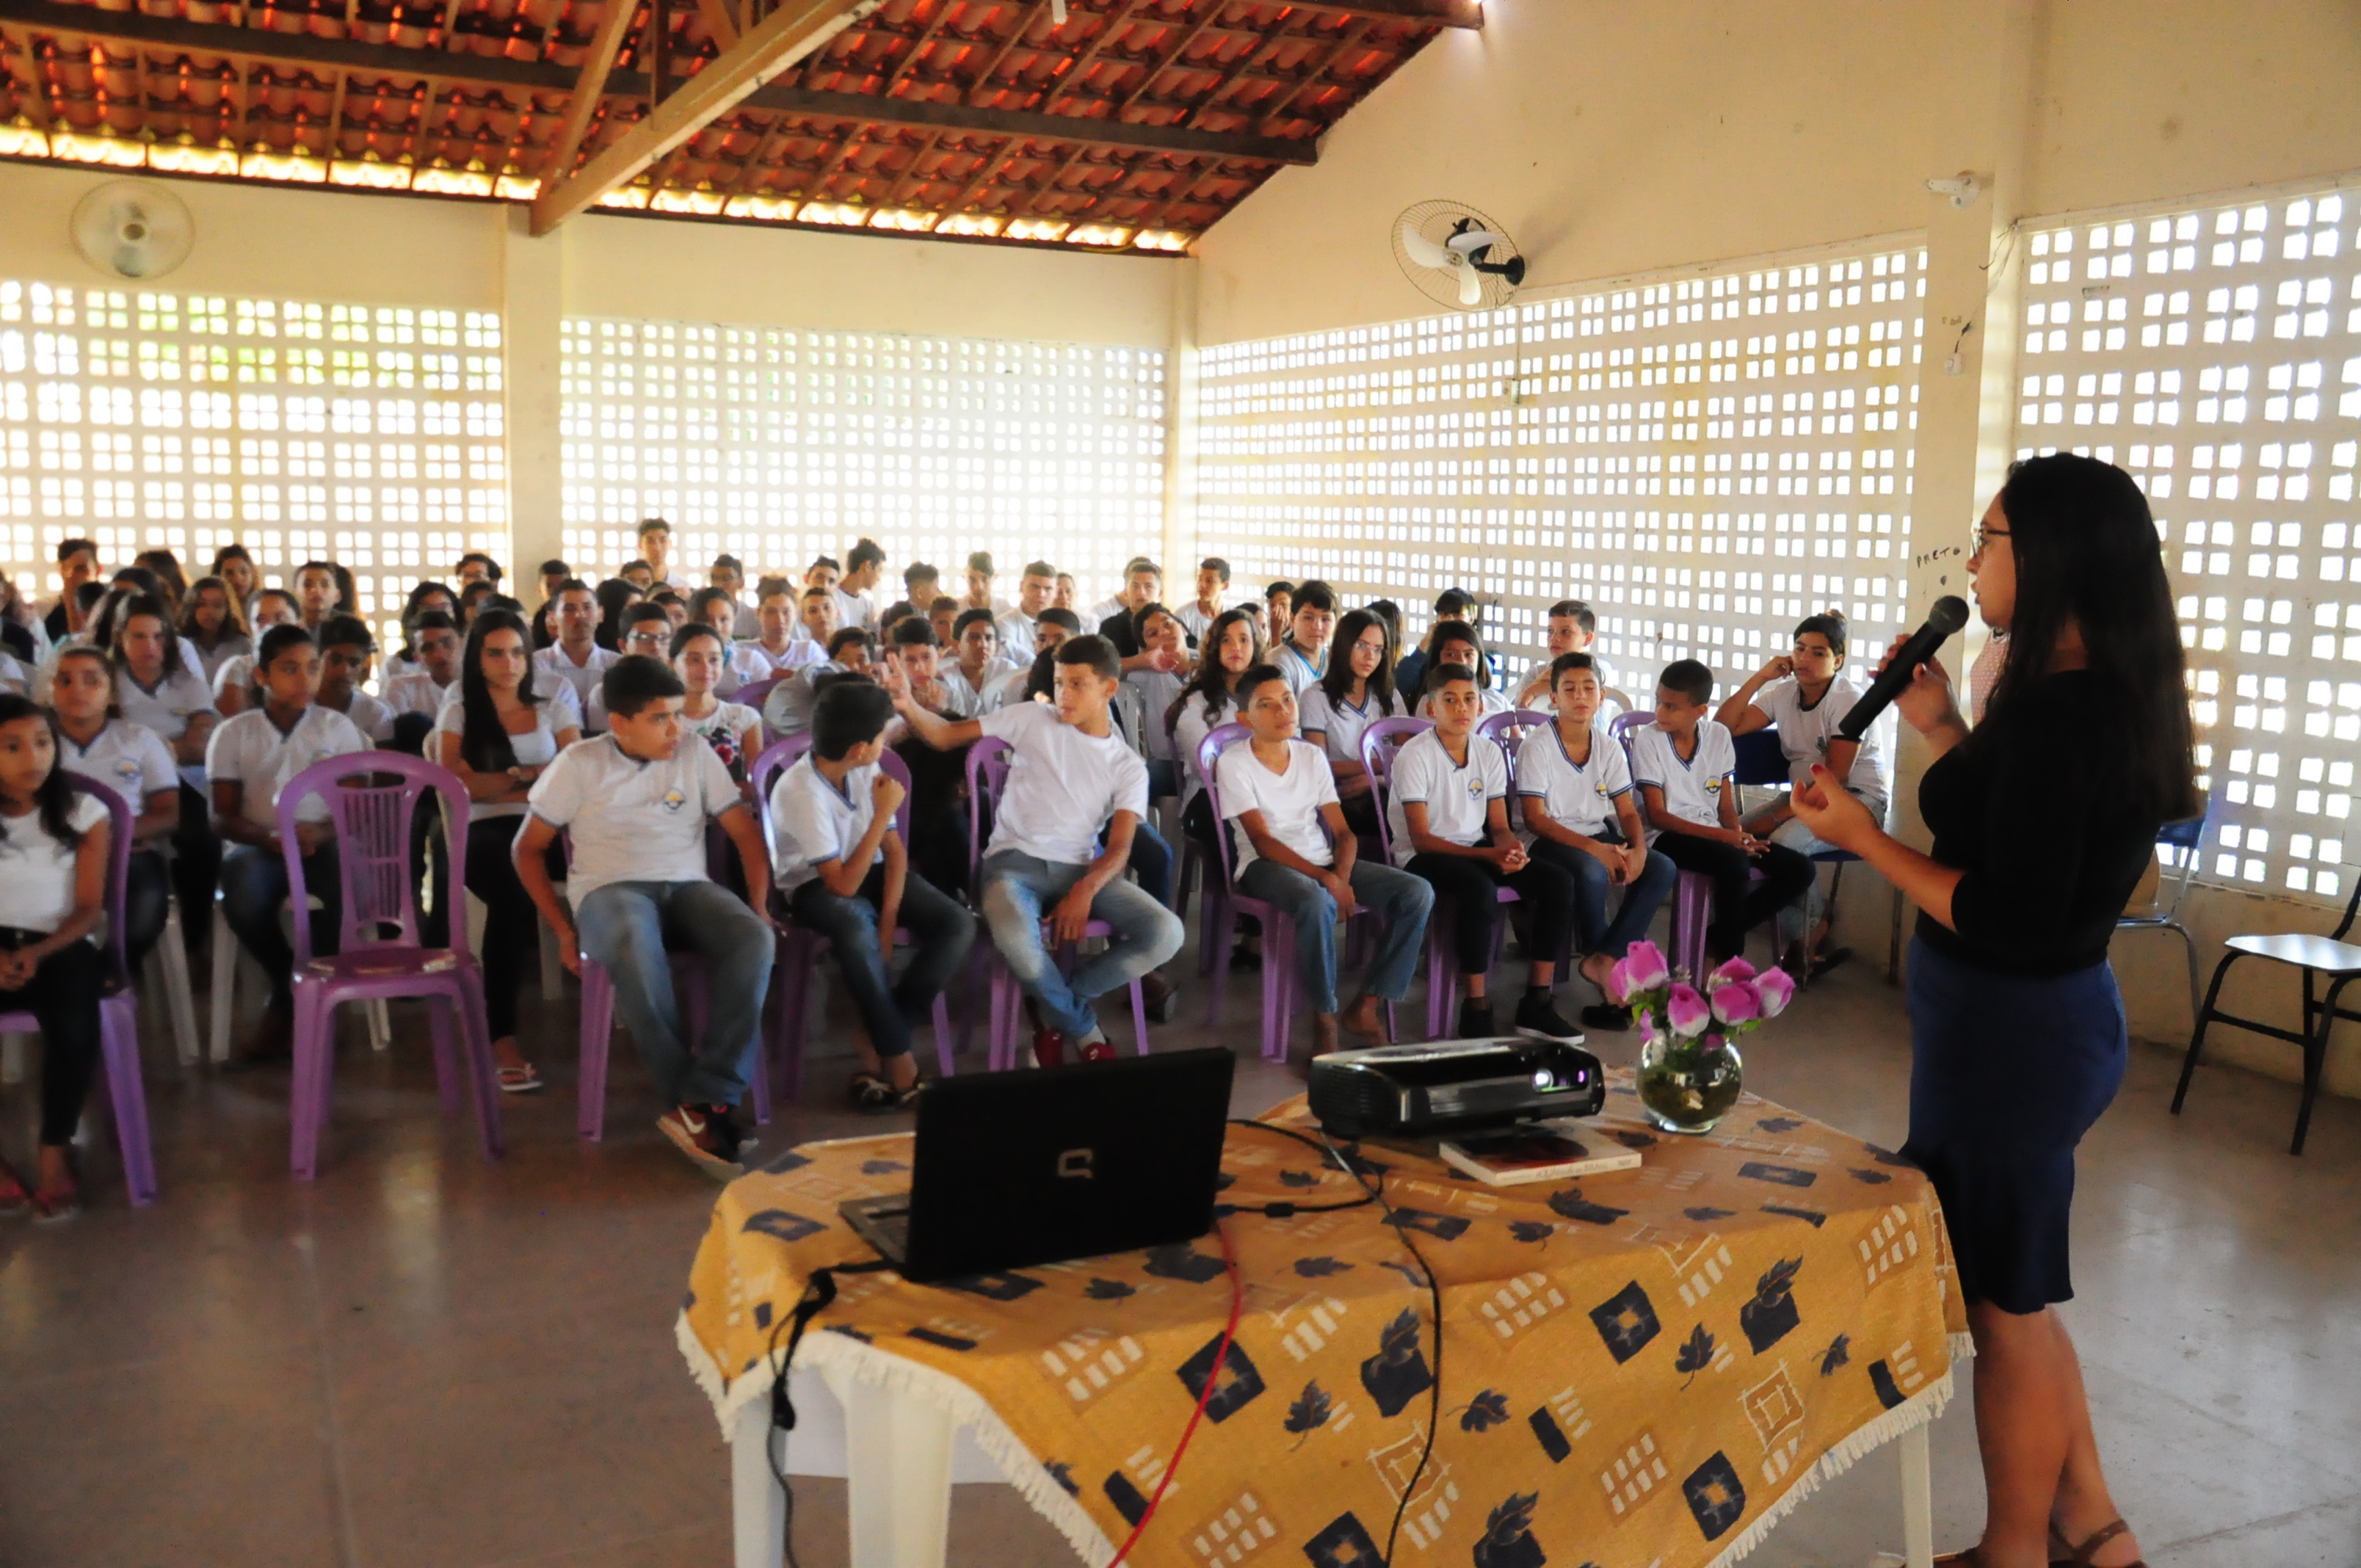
left=891, top=1080, right=925, bottom=1110
left=497, top=1062, right=544, bottom=1094
left=1807, top=946, right=1854, bottom=981
left=848, top=1072, right=899, bottom=1113
left=32, top=1182, right=81, bottom=1224
left=2055, top=1520, right=2144, bottom=1567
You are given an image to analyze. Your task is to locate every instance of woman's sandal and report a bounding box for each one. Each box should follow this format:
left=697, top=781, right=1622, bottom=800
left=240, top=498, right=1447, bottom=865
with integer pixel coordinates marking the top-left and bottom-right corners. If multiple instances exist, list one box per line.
left=32, top=1179, right=81, bottom=1224
left=497, top=1061, right=544, bottom=1095
left=849, top=1072, right=923, bottom=1113
left=0, top=1160, right=31, bottom=1219
left=1934, top=1522, right=2144, bottom=1568
left=1807, top=945, right=1854, bottom=981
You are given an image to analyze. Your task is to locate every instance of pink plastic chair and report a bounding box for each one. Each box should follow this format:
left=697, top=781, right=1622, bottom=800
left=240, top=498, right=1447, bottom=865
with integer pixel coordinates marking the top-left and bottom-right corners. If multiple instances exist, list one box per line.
left=750, top=735, right=956, bottom=1101
left=1477, top=708, right=1553, bottom=756
left=0, top=777, right=156, bottom=1205
left=276, top=752, right=501, bottom=1181
left=964, top=736, right=1151, bottom=1068
left=1610, top=710, right=1715, bottom=982
left=738, top=675, right=786, bottom=741
left=1361, top=716, right=1521, bottom=1039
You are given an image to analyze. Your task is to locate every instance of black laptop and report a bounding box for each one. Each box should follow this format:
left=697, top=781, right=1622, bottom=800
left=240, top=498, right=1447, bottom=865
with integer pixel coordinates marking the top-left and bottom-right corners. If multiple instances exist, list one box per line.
left=838, top=1048, right=1236, bottom=1284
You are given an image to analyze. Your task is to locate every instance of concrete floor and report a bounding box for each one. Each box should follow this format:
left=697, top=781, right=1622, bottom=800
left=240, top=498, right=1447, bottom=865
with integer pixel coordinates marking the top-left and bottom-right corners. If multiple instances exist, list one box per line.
left=2, top=934, right=2358, bottom=1568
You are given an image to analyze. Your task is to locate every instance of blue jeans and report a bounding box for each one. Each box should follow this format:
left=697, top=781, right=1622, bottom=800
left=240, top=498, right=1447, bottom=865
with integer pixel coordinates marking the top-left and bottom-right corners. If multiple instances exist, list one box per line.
left=220, top=842, right=341, bottom=1004
left=1527, top=836, right=1678, bottom=959
left=1236, top=858, right=1433, bottom=1015
left=1129, top=819, right=1173, bottom=907
left=979, top=852, right=1185, bottom=1037
left=576, top=879, right=774, bottom=1108
left=787, top=868, right=975, bottom=1060
left=1767, top=811, right=1878, bottom=951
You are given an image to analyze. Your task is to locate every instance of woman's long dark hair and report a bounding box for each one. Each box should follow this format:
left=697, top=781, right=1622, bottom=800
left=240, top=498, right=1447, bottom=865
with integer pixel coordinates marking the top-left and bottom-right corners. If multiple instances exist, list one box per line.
left=0, top=694, right=87, bottom=852
left=1410, top=618, right=1490, bottom=705
left=1319, top=608, right=1399, bottom=715
left=593, top=578, right=642, bottom=652
left=457, top=609, right=543, bottom=773
left=399, top=581, right=455, bottom=656
left=106, top=592, right=187, bottom=682
left=176, top=574, right=249, bottom=649
left=1984, top=454, right=2198, bottom=822
left=1166, top=606, right=1265, bottom=741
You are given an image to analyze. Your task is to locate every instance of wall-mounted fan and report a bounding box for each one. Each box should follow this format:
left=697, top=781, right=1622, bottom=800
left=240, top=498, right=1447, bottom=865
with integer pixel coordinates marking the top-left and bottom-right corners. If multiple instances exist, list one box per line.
left=1393, top=200, right=1526, bottom=311
left=71, top=180, right=195, bottom=280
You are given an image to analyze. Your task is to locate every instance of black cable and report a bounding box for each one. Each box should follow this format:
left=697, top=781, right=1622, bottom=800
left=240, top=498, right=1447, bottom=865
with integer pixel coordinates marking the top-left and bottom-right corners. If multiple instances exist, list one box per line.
left=1223, top=1117, right=1385, bottom=1215
left=761, top=1259, right=891, bottom=1568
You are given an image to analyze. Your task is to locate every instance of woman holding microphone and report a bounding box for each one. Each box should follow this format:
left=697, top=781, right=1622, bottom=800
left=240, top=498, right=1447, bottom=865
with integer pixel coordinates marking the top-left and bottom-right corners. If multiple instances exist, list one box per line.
left=1791, top=454, right=2191, bottom=1568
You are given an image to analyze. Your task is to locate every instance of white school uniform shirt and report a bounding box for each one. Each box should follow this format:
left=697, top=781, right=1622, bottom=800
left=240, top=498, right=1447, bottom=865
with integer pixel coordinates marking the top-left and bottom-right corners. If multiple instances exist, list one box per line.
left=0, top=792, right=109, bottom=934
left=378, top=650, right=421, bottom=688
left=59, top=718, right=178, bottom=808
left=526, top=733, right=740, bottom=901
left=1172, top=689, right=1240, bottom=808
left=1513, top=722, right=1633, bottom=846
left=1124, top=668, right=1186, bottom=763
left=1274, top=641, right=1326, bottom=695
left=1753, top=674, right=1890, bottom=806
left=1216, top=738, right=1340, bottom=876
left=1629, top=720, right=1738, bottom=841
left=741, top=638, right=821, bottom=677
left=832, top=587, right=877, bottom=633
left=728, top=600, right=761, bottom=641
left=712, top=641, right=772, bottom=700
left=380, top=670, right=453, bottom=720
left=0, top=649, right=27, bottom=697
left=335, top=689, right=397, bottom=744
left=532, top=642, right=616, bottom=717
left=1384, top=726, right=1507, bottom=867
left=116, top=665, right=217, bottom=744
left=432, top=699, right=570, bottom=819
left=210, top=652, right=256, bottom=706
left=185, top=632, right=251, bottom=686
left=976, top=702, right=1149, bottom=867
left=760, top=661, right=849, bottom=736
left=936, top=666, right=994, bottom=719
left=206, top=705, right=368, bottom=832
left=1414, top=685, right=1512, bottom=723
left=768, top=755, right=883, bottom=898
left=982, top=664, right=1035, bottom=714
left=1299, top=685, right=1401, bottom=770
left=993, top=609, right=1039, bottom=669
left=1175, top=602, right=1220, bottom=648
left=683, top=699, right=761, bottom=780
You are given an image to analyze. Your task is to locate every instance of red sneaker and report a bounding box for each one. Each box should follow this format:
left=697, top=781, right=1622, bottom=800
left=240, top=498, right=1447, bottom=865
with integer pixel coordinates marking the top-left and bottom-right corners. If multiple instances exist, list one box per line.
left=1075, top=1034, right=1117, bottom=1064
left=658, top=1104, right=750, bottom=1183
left=1031, top=1028, right=1065, bottom=1069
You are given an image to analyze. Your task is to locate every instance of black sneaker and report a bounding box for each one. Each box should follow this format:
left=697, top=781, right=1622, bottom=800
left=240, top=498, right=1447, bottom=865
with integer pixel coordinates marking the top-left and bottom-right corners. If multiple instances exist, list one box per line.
left=1139, top=970, right=1180, bottom=1024
left=1514, top=993, right=1585, bottom=1044
left=1457, top=997, right=1495, bottom=1039
left=1580, top=1002, right=1632, bottom=1032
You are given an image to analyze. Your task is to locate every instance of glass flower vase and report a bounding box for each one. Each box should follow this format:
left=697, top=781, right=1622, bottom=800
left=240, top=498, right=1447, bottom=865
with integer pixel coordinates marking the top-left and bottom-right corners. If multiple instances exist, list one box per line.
left=1636, top=1030, right=1745, bottom=1135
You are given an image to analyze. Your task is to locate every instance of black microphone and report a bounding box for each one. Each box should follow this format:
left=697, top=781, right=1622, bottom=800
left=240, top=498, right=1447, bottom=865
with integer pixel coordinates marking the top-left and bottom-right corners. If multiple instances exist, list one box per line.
left=1838, top=595, right=1970, bottom=741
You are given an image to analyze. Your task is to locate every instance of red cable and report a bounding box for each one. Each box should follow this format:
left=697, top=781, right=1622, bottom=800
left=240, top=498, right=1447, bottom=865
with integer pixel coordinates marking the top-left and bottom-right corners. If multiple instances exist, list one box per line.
left=1105, top=1216, right=1243, bottom=1567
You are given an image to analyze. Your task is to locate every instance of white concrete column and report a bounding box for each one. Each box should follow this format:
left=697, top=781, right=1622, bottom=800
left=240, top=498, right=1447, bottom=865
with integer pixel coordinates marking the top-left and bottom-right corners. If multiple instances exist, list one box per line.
left=1163, top=256, right=1202, bottom=579
left=501, top=206, right=566, bottom=580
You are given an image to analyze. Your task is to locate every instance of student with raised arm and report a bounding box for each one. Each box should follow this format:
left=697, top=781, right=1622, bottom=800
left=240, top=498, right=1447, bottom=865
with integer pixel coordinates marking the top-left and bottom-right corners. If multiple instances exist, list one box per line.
left=883, top=634, right=1184, bottom=1065
left=512, top=656, right=775, bottom=1180
left=1713, top=610, right=1889, bottom=977
left=1633, top=658, right=1816, bottom=968
left=532, top=578, right=615, bottom=722
left=1387, top=661, right=1584, bottom=1042
left=773, top=680, right=975, bottom=1111
left=1514, top=600, right=1620, bottom=711
left=50, top=645, right=175, bottom=970
left=1272, top=580, right=1338, bottom=695
left=435, top=609, right=582, bottom=1093
left=1515, top=653, right=1676, bottom=1028
left=1218, top=666, right=1432, bottom=1056
left=0, top=693, right=113, bottom=1221
left=1299, top=607, right=1400, bottom=838
left=208, top=625, right=369, bottom=1059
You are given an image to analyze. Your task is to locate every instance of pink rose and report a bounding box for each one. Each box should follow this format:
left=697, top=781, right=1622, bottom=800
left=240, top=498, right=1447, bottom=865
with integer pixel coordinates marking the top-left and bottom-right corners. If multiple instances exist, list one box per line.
left=1707, top=956, right=1758, bottom=990
left=1711, top=979, right=1762, bottom=1028
left=1666, top=982, right=1711, bottom=1039
left=1622, top=940, right=1670, bottom=993
left=1755, top=966, right=1796, bottom=1019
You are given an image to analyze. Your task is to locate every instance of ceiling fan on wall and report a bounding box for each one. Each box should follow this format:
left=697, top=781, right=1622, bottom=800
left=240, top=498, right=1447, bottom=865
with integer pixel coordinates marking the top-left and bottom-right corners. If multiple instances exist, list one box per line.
left=1393, top=200, right=1526, bottom=311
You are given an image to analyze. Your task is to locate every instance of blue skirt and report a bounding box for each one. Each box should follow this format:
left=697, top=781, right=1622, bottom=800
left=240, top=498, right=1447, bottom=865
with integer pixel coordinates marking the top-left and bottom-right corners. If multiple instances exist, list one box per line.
left=1902, top=935, right=2127, bottom=1315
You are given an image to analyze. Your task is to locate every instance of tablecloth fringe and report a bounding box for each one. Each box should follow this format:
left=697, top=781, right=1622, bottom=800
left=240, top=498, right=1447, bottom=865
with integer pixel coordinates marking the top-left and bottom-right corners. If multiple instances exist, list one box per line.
left=1702, top=1332, right=1977, bottom=1568
left=676, top=1310, right=1120, bottom=1567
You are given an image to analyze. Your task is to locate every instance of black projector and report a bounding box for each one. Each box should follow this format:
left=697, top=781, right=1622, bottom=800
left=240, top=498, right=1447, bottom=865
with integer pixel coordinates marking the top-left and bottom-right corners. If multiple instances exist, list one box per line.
left=1307, top=1037, right=1607, bottom=1140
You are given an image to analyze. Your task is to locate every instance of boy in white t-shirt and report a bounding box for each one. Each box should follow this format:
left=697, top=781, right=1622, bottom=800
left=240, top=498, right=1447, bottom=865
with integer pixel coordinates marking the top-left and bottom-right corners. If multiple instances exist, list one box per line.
left=1386, top=660, right=1584, bottom=1043
left=885, top=634, right=1184, bottom=1065
left=1216, top=666, right=1431, bottom=1056
left=772, top=681, right=974, bottom=1111
left=1512, top=600, right=1621, bottom=711
left=532, top=579, right=616, bottom=725
left=380, top=610, right=462, bottom=754
left=208, top=624, right=369, bottom=1056
left=1631, top=658, right=1815, bottom=969
left=1515, top=653, right=1676, bottom=1029
left=513, top=656, right=775, bottom=1180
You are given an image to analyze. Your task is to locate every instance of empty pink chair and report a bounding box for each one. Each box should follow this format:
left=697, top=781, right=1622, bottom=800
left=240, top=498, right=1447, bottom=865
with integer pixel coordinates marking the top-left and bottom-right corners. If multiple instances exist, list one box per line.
left=1609, top=710, right=1714, bottom=981
left=750, top=735, right=956, bottom=1102
left=276, top=752, right=501, bottom=1181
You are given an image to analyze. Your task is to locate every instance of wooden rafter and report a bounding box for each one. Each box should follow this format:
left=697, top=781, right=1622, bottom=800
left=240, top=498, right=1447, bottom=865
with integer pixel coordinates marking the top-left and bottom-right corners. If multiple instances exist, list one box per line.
left=962, top=0, right=1048, bottom=105
left=1109, top=0, right=1219, bottom=116
left=874, top=0, right=962, bottom=99
left=535, top=0, right=638, bottom=191
left=1173, top=13, right=1302, bottom=131
left=1251, top=13, right=1370, bottom=133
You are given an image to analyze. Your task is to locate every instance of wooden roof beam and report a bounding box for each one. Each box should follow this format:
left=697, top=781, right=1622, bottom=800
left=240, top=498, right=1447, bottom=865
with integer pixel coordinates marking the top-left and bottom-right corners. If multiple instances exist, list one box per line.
left=1276, top=0, right=1478, bottom=23
left=537, top=0, right=638, bottom=194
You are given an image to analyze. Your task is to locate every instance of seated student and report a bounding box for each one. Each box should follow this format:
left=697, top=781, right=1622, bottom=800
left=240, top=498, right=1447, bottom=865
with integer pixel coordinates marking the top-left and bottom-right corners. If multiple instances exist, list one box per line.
left=1299, top=608, right=1401, bottom=838
left=689, top=587, right=772, bottom=697
left=939, top=609, right=1001, bottom=716
left=178, top=575, right=252, bottom=687
left=960, top=551, right=1009, bottom=617
left=671, top=623, right=763, bottom=789
left=1393, top=587, right=1474, bottom=700
left=1093, top=562, right=1184, bottom=680
left=1216, top=666, right=1432, bottom=1056
left=212, top=589, right=301, bottom=717
left=884, top=562, right=940, bottom=629
left=1386, top=661, right=1584, bottom=1042
left=983, top=608, right=1079, bottom=711
left=110, top=589, right=224, bottom=930
left=620, top=559, right=656, bottom=594
left=588, top=603, right=676, bottom=729
left=1123, top=603, right=1191, bottom=799
left=772, top=680, right=976, bottom=1111
left=774, top=584, right=837, bottom=669
left=994, top=560, right=1057, bottom=668
left=927, top=595, right=961, bottom=652
left=1633, top=658, right=1816, bottom=968
left=532, top=579, right=615, bottom=720
left=1410, top=620, right=1512, bottom=721
left=707, top=554, right=761, bottom=640
left=763, top=627, right=875, bottom=736
left=433, top=608, right=583, bottom=1092
left=316, top=615, right=397, bottom=744
left=383, top=581, right=460, bottom=681
left=50, top=646, right=175, bottom=971
left=1170, top=607, right=1263, bottom=815
left=512, top=657, right=775, bottom=1180
left=884, top=635, right=1185, bottom=1064
left=1515, top=653, right=1677, bottom=1028
left=1714, top=610, right=1889, bottom=977
left=1177, top=556, right=1228, bottom=647
left=1514, top=600, right=1620, bottom=710
left=208, top=625, right=369, bottom=1057
left=0, top=692, right=113, bottom=1222
left=380, top=609, right=463, bottom=753
left=1272, top=580, right=1337, bottom=695
left=880, top=618, right=983, bottom=896
left=1262, top=581, right=1295, bottom=652
left=741, top=580, right=816, bottom=676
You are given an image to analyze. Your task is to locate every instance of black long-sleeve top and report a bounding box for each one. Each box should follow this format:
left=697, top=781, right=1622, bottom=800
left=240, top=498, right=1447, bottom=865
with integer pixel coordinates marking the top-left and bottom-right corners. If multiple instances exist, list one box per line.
left=1915, top=669, right=2164, bottom=977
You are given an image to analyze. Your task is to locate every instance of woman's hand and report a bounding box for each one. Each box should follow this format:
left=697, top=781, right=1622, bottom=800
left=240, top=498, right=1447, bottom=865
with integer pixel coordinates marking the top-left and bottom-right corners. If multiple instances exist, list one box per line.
left=1870, top=645, right=1962, bottom=736
left=1789, top=763, right=1880, bottom=853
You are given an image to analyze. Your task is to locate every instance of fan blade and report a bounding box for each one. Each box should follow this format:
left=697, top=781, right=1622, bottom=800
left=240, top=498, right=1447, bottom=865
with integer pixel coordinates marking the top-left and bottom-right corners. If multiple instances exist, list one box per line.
left=1446, top=228, right=1508, bottom=257
left=1400, top=220, right=1457, bottom=272
left=1458, top=262, right=1484, bottom=308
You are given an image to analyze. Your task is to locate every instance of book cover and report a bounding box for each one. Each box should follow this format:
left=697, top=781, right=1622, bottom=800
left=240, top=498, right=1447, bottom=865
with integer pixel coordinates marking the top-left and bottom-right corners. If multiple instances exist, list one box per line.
left=1438, top=1125, right=1642, bottom=1186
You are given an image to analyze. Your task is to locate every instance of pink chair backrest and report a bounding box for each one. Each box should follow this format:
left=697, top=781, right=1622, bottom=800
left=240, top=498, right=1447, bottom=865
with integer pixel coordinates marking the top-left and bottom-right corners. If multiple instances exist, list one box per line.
left=1194, top=722, right=1252, bottom=882
left=68, top=775, right=133, bottom=983
left=277, top=750, right=471, bottom=965
left=1608, top=709, right=1653, bottom=761
left=749, top=731, right=914, bottom=858
left=737, top=675, right=784, bottom=718
left=1478, top=708, right=1551, bottom=788
left=965, top=735, right=1015, bottom=889
left=1358, top=715, right=1432, bottom=865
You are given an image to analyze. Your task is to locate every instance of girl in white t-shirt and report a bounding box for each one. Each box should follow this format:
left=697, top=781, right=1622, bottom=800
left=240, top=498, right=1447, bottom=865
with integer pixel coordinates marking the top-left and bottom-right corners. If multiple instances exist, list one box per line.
left=436, top=609, right=584, bottom=1092
left=178, top=574, right=253, bottom=686
left=1713, top=610, right=1888, bottom=977
left=212, top=588, right=300, bottom=717
left=1123, top=604, right=1191, bottom=796
left=1410, top=620, right=1512, bottom=722
left=51, top=646, right=178, bottom=970
left=1299, top=608, right=1401, bottom=839
left=0, top=692, right=112, bottom=1222
left=671, top=623, right=764, bottom=792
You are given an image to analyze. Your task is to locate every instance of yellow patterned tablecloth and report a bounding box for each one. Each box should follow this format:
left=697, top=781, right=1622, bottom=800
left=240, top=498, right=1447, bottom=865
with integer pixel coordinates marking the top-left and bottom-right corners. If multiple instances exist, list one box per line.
left=679, top=1073, right=1968, bottom=1568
